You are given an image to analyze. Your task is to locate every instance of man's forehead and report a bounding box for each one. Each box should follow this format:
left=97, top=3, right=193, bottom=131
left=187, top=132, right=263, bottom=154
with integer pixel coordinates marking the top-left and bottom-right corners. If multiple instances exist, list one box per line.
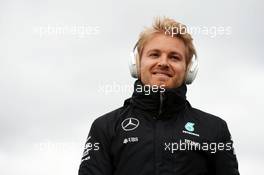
left=142, top=34, right=186, bottom=56
left=146, top=48, right=183, bottom=55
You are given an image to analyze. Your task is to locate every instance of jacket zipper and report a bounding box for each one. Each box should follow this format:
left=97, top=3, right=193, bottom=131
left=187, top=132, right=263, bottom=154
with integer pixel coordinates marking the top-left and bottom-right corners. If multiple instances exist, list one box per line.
left=158, top=91, right=164, bottom=116
left=153, top=91, right=164, bottom=175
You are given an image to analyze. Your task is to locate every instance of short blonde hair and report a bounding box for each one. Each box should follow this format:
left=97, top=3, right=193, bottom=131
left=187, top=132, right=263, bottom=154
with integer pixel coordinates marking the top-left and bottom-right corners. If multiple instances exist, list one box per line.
left=135, top=17, right=197, bottom=65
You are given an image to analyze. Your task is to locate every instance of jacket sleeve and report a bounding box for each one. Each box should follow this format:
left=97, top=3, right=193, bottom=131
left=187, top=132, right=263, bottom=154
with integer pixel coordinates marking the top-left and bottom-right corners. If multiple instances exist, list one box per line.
left=78, top=118, right=113, bottom=175
left=213, top=120, right=240, bottom=175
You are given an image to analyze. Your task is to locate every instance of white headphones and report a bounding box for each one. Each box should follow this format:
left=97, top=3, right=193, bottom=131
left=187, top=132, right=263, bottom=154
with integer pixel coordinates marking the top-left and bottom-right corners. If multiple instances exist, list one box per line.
left=128, top=43, right=199, bottom=85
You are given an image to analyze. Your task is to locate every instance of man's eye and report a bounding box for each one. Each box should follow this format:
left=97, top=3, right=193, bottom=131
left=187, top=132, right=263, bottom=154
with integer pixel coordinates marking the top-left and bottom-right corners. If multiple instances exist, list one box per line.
left=149, top=53, right=159, bottom=58
left=171, top=56, right=180, bottom=60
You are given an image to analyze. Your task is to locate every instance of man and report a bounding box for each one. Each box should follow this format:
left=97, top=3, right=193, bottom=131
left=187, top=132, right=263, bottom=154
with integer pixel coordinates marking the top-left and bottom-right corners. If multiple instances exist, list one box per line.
left=78, top=17, right=240, bottom=175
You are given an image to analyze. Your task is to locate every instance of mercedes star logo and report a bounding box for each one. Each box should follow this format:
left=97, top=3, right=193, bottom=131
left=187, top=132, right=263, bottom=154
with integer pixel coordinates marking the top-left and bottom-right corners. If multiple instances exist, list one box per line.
left=121, top=117, right=140, bottom=131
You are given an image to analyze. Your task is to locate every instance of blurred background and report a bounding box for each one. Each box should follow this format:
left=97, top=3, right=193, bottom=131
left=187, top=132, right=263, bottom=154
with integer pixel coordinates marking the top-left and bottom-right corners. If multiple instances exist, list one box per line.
left=0, top=0, right=263, bottom=174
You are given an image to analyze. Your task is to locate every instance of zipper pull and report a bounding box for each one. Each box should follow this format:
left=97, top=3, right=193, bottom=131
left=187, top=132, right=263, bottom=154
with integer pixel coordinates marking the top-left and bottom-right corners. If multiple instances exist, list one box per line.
left=158, top=91, right=164, bottom=116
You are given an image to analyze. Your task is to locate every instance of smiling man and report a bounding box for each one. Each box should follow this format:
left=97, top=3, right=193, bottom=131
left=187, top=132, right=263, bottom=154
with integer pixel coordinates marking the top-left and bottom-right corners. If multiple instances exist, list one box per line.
left=78, top=17, right=240, bottom=175
left=140, top=33, right=188, bottom=88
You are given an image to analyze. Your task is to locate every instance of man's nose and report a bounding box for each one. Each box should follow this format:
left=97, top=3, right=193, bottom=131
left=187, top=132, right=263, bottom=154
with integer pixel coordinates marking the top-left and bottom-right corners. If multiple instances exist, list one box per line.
left=158, top=54, right=169, bottom=68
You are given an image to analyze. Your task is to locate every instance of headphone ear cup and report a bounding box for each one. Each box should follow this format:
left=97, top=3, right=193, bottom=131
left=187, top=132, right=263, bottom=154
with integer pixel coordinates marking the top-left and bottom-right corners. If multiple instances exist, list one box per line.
left=129, top=52, right=138, bottom=78
left=185, top=56, right=199, bottom=84
left=135, top=53, right=140, bottom=79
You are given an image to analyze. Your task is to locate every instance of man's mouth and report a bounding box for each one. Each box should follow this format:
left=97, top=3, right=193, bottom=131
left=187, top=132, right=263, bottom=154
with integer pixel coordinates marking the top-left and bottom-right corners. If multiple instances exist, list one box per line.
left=152, top=71, right=173, bottom=77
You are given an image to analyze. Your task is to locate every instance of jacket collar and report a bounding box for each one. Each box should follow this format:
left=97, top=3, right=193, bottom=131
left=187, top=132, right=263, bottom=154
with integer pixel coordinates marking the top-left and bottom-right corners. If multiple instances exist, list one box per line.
left=126, top=80, right=188, bottom=119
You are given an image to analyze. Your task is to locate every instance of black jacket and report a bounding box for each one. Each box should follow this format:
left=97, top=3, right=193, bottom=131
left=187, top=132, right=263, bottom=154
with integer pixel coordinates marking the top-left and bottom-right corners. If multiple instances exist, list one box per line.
left=78, top=80, right=240, bottom=175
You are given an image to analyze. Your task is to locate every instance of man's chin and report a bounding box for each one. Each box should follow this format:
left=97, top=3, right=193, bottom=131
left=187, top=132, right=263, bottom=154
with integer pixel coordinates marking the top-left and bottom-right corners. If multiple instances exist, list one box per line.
left=149, top=79, right=182, bottom=89
left=149, top=79, right=170, bottom=88
left=141, top=77, right=179, bottom=88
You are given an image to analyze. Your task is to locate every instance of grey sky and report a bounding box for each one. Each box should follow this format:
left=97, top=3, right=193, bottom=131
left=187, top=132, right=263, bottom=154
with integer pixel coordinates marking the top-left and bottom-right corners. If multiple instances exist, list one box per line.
left=0, top=0, right=263, bottom=174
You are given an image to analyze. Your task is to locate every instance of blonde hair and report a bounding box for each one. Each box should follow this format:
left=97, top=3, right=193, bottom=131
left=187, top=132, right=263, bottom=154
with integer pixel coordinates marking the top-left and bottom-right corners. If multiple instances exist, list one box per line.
left=135, top=17, right=197, bottom=65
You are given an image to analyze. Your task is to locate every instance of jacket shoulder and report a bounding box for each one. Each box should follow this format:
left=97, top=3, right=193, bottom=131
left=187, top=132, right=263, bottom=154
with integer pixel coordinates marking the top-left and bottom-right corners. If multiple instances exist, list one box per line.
left=93, top=98, right=131, bottom=125
left=90, top=105, right=129, bottom=138
left=93, top=106, right=125, bottom=125
left=190, top=107, right=226, bottom=124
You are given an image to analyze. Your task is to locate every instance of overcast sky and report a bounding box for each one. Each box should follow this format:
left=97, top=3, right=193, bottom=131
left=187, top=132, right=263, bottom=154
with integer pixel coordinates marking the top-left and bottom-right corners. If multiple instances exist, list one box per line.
left=0, top=0, right=263, bottom=174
